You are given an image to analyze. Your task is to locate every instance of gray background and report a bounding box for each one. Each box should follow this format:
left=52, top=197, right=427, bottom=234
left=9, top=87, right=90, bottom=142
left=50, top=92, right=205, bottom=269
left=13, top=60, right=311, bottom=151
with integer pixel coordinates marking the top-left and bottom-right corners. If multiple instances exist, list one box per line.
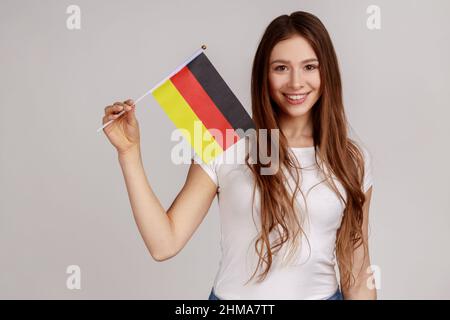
left=1, top=0, right=449, bottom=299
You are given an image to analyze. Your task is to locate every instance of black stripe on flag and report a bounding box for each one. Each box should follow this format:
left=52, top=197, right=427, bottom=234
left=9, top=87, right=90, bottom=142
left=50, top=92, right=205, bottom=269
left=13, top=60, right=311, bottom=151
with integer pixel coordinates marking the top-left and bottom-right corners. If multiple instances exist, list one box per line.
left=187, top=53, right=255, bottom=137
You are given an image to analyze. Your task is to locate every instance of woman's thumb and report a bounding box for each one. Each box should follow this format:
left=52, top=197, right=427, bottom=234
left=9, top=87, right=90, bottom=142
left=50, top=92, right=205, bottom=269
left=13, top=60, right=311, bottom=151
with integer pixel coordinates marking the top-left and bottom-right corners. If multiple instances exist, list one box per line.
left=126, top=106, right=137, bottom=125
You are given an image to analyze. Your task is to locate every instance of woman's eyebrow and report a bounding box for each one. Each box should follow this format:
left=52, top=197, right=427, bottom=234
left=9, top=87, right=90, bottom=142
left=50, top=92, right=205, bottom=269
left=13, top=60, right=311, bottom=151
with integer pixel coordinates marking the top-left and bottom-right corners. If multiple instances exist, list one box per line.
left=270, top=58, right=319, bottom=65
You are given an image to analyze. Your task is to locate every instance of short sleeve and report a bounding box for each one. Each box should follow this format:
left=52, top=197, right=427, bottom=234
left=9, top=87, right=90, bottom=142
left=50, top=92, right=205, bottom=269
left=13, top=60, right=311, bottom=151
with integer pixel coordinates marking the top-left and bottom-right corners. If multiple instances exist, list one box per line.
left=360, top=145, right=374, bottom=193
left=191, top=151, right=219, bottom=187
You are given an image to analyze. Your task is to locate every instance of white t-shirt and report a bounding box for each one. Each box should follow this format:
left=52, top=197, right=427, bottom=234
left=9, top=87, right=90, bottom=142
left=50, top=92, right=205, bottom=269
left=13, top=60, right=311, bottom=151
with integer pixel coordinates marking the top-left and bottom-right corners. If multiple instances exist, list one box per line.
left=192, top=137, right=373, bottom=300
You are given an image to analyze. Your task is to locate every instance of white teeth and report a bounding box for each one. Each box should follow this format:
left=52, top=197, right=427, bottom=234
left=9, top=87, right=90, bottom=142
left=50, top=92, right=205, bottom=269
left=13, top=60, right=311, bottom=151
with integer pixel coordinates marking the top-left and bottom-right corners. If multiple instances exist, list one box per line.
left=286, top=94, right=307, bottom=100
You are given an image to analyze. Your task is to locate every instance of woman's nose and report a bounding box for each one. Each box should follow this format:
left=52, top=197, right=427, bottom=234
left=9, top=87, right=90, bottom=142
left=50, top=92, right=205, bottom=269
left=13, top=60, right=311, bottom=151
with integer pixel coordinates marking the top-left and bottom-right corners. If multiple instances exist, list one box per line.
left=288, top=70, right=304, bottom=89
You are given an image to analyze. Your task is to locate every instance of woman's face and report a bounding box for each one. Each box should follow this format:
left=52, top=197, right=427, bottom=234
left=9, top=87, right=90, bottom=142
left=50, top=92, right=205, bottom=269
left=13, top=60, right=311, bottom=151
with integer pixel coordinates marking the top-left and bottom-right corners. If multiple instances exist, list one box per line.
left=268, top=35, right=321, bottom=119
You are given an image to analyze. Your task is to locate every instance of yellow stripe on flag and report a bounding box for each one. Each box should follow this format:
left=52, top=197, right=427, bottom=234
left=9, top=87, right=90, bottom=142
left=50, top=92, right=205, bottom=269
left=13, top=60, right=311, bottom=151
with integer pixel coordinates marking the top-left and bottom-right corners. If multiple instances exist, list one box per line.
left=152, top=79, right=223, bottom=164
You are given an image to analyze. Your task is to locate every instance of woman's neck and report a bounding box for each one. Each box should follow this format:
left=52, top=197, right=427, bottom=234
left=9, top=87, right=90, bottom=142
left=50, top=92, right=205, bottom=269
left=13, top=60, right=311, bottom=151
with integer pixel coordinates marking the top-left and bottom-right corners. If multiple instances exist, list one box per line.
left=278, top=113, right=314, bottom=147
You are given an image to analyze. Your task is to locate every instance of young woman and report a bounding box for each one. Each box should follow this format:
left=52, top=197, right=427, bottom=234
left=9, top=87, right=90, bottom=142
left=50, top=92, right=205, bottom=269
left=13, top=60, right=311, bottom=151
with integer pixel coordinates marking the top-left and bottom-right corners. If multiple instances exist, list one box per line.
left=101, top=11, right=376, bottom=300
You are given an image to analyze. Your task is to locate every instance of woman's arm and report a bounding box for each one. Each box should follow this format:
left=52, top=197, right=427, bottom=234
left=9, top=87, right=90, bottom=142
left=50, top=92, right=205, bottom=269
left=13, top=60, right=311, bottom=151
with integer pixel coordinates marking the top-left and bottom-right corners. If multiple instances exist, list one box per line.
left=102, top=100, right=218, bottom=262
left=340, top=186, right=377, bottom=300
left=118, top=146, right=217, bottom=262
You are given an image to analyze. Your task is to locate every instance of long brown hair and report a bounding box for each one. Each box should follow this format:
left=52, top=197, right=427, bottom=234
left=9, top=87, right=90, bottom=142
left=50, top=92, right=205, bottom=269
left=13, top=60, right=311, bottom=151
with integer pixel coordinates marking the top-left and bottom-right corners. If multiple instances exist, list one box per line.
left=244, top=11, right=368, bottom=290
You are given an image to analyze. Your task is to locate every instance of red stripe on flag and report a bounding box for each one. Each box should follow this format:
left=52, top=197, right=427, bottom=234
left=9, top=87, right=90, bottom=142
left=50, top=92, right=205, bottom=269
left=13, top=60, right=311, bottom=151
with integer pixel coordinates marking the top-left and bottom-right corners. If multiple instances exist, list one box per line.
left=170, top=66, right=240, bottom=150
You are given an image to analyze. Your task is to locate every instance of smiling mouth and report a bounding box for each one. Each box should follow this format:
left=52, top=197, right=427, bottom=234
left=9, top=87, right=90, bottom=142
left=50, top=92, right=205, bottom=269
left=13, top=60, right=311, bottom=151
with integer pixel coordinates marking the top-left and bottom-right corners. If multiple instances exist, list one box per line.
left=283, top=92, right=310, bottom=104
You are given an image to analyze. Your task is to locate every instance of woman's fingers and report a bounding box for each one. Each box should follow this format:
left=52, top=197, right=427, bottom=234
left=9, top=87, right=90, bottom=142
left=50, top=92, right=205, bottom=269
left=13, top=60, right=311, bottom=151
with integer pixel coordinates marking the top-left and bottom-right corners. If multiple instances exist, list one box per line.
left=103, top=110, right=125, bottom=124
left=114, top=101, right=133, bottom=111
left=103, top=99, right=134, bottom=122
left=102, top=114, right=112, bottom=124
left=104, top=104, right=127, bottom=115
left=104, top=105, right=121, bottom=115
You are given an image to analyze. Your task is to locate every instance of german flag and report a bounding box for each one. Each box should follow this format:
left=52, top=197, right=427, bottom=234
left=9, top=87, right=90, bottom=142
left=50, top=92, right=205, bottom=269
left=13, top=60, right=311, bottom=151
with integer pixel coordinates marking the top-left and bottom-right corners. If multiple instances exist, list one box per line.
left=151, top=50, right=254, bottom=164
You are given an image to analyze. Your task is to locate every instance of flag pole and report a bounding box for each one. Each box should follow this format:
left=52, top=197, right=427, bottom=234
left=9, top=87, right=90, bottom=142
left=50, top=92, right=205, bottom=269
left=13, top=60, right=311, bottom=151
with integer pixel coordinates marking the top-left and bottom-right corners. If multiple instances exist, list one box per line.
left=96, top=45, right=207, bottom=133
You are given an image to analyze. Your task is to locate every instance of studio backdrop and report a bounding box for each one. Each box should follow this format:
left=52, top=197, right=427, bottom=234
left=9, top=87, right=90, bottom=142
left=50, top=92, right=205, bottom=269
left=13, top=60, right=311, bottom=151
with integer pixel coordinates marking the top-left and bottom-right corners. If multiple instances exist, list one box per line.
left=1, top=0, right=449, bottom=299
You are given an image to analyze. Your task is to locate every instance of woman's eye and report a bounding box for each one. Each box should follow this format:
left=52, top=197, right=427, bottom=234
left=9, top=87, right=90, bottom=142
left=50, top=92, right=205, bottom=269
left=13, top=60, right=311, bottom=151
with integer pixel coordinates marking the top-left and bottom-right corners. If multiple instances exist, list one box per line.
left=305, top=64, right=318, bottom=71
left=275, top=65, right=287, bottom=71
